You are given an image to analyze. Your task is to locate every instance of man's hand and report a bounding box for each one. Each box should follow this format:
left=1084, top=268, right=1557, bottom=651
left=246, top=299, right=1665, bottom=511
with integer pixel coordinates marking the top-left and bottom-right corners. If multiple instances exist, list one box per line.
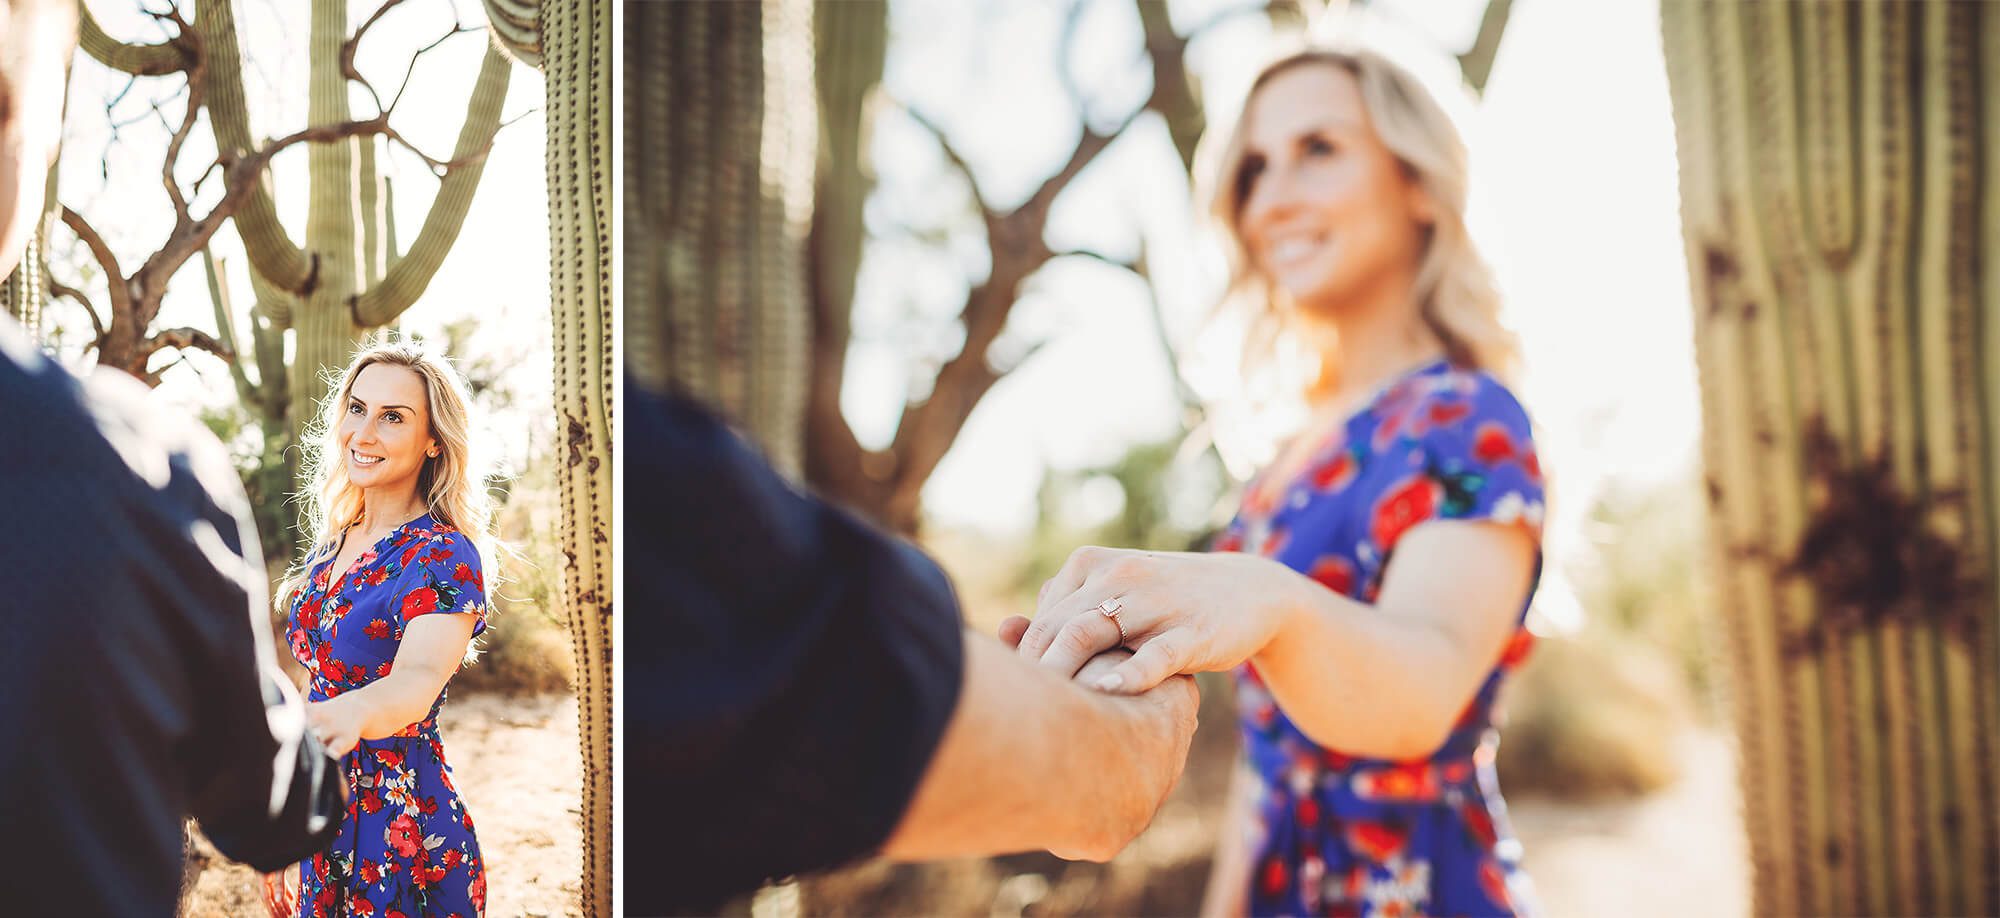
left=995, top=625, right=1199, bottom=861
left=881, top=632, right=1200, bottom=863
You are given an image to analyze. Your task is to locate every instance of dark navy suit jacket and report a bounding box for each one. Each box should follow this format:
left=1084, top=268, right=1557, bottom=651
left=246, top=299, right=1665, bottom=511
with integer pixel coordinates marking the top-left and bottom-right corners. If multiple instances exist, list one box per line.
left=625, top=378, right=964, bottom=915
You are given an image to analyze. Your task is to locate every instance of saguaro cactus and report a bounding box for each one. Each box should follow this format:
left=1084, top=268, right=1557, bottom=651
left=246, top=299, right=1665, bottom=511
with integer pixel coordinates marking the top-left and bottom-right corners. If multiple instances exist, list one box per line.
left=482, top=0, right=613, bottom=912
left=626, top=0, right=816, bottom=478
left=1662, top=3, right=2000, bottom=914
left=74, top=0, right=511, bottom=550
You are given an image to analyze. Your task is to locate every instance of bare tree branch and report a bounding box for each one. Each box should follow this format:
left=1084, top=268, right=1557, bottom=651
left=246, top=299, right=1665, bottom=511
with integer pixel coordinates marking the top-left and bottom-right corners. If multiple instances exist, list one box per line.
left=144, top=325, right=232, bottom=363
left=343, top=0, right=414, bottom=115
left=898, top=103, right=991, bottom=220
left=1051, top=248, right=1141, bottom=274
left=60, top=206, right=126, bottom=289
left=388, top=22, right=482, bottom=115
left=48, top=275, right=107, bottom=345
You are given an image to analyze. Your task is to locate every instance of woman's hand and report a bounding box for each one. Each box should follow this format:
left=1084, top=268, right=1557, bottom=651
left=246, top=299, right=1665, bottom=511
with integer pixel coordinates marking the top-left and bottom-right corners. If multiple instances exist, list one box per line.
left=1003, top=546, right=1311, bottom=694
left=304, top=696, right=364, bottom=758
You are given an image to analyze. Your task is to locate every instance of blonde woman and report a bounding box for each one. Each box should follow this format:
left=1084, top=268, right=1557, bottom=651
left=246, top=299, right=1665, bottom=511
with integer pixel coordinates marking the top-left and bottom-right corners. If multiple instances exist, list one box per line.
left=274, top=342, right=495, bottom=917
left=1005, top=50, right=1546, bottom=916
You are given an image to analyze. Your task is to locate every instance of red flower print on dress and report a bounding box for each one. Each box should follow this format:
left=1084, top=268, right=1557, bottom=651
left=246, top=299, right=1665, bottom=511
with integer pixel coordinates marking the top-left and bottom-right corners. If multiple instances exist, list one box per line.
left=367, top=566, right=390, bottom=586
left=400, top=587, right=438, bottom=620
left=1479, top=858, right=1512, bottom=909
left=471, top=872, right=487, bottom=911
left=386, top=813, right=423, bottom=859
left=1473, top=421, right=1515, bottom=464
left=373, top=748, right=404, bottom=768
left=1308, top=556, right=1356, bottom=596
left=453, top=562, right=477, bottom=583
left=364, top=619, right=392, bottom=639
left=1352, top=762, right=1440, bottom=801
left=1427, top=399, right=1471, bottom=428
left=352, top=896, right=376, bottom=916
left=1309, top=450, right=1358, bottom=493
left=360, top=860, right=381, bottom=884
left=1346, top=820, right=1410, bottom=862
left=360, top=791, right=384, bottom=815
left=1499, top=628, right=1535, bottom=668
left=1296, top=795, right=1320, bottom=827
left=1260, top=856, right=1288, bottom=895
left=1370, top=474, right=1439, bottom=549
left=1462, top=800, right=1498, bottom=849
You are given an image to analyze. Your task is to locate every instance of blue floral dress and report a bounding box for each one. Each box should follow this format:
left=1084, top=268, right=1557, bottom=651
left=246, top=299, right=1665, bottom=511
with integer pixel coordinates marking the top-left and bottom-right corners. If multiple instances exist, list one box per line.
left=285, top=513, right=489, bottom=917
left=1213, top=359, right=1546, bottom=917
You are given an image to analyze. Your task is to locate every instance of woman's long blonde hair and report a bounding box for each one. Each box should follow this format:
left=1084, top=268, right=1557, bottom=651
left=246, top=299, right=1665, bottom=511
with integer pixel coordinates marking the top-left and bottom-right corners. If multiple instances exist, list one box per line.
left=1202, top=48, right=1519, bottom=396
left=276, top=341, right=502, bottom=614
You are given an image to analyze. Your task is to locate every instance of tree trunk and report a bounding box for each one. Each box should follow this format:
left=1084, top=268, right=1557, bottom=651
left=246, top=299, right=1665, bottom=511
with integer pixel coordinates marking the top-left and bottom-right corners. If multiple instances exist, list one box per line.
left=626, top=0, right=816, bottom=478
left=1662, top=3, right=2000, bottom=914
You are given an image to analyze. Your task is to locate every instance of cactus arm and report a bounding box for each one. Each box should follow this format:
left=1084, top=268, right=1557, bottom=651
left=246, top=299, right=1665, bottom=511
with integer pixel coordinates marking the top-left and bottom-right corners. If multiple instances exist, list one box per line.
left=350, top=44, right=512, bottom=327
left=76, top=1, right=193, bottom=76
left=203, top=0, right=311, bottom=294
left=481, top=0, right=543, bottom=67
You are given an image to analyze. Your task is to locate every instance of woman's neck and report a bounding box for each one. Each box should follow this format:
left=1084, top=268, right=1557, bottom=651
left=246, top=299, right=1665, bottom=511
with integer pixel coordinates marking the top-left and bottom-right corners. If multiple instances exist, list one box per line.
left=1299, top=310, right=1442, bottom=414
left=1295, top=263, right=1442, bottom=409
left=357, top=486, right=427, bottom=536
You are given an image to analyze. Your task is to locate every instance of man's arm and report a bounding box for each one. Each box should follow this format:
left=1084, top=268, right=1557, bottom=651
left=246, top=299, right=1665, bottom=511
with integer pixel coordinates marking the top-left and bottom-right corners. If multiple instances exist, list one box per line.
left=88, top=370, right=345, bottom=869
left=883, top=633, right=1198, bottom=863
left=629, top=381, right=1197, bottom=912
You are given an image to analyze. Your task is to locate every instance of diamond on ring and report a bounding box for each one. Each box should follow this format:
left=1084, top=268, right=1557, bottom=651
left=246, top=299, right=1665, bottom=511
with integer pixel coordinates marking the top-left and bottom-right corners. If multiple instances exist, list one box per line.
left=1095, top=597, right=1127, bottom=643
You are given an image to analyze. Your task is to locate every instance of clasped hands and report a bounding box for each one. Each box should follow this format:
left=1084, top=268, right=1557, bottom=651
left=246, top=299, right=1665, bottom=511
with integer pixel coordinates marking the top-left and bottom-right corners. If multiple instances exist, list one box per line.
left=1001, top=545, right=1304, bottom=691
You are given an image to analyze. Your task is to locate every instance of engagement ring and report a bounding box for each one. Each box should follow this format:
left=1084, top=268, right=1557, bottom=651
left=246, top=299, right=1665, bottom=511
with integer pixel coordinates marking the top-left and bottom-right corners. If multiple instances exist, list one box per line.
left=1093, top=597, right=1128, bottom=644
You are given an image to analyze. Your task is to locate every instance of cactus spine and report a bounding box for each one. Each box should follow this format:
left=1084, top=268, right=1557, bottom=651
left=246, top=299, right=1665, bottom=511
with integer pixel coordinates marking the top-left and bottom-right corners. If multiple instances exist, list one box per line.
left=626, top=0, right=816, bottom=478
left=1662, top=3, right=2000, bottom=913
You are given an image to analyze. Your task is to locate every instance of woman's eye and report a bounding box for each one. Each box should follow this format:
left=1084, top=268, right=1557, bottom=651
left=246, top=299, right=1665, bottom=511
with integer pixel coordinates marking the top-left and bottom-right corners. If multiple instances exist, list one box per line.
left=383, top=411, right=402, bottom=424
left=346, top=402, right=363, bottom=415
left=1235, top=156, right=1266, bottom=200
left=1304, top=136, right=1335, bottom=156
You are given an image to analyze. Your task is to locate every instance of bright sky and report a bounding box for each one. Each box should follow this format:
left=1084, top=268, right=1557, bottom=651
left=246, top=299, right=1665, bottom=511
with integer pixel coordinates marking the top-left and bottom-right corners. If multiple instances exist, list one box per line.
left=849, top=0, right=1701, bottom=583
left=51, top=0, right=551, bottom=468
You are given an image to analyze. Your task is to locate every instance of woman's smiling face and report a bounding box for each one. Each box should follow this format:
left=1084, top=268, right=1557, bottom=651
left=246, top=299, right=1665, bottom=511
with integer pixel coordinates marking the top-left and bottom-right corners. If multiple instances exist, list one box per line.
left=1234, top=63, right=1433, bottom=317
left=338, top=363, right=436, bottom=493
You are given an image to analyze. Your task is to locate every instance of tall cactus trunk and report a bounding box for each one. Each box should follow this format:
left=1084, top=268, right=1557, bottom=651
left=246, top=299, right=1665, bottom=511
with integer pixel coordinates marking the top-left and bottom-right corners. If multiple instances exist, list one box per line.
left=542, top=0, right=614, bottom=912
left=289, top=0, right=368, bottom=433
left=626, top=0, right=816, bottom=477
left=209, top=0, right=509, bottom=512
left=1662, top=3, right=2000, bottom=914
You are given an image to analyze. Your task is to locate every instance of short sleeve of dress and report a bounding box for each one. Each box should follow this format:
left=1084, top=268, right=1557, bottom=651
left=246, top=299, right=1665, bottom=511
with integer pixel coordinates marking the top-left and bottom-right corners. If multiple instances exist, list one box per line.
left=393, top=529, right=489, bottom=639
left=1411, top=373, right=1546, bottom=541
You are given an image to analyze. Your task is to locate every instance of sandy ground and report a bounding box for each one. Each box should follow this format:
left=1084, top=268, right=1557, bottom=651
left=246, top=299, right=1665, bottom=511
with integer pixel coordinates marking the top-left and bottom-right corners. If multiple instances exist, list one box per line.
left=185, top=691, right=584, bottom=918
left=1511, top=728, right=1750, bottom=918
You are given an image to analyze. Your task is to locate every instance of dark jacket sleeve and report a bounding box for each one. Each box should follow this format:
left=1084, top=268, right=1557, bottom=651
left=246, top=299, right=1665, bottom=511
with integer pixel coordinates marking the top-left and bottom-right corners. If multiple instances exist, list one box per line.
left=625, top=379, right=966, bottom=915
